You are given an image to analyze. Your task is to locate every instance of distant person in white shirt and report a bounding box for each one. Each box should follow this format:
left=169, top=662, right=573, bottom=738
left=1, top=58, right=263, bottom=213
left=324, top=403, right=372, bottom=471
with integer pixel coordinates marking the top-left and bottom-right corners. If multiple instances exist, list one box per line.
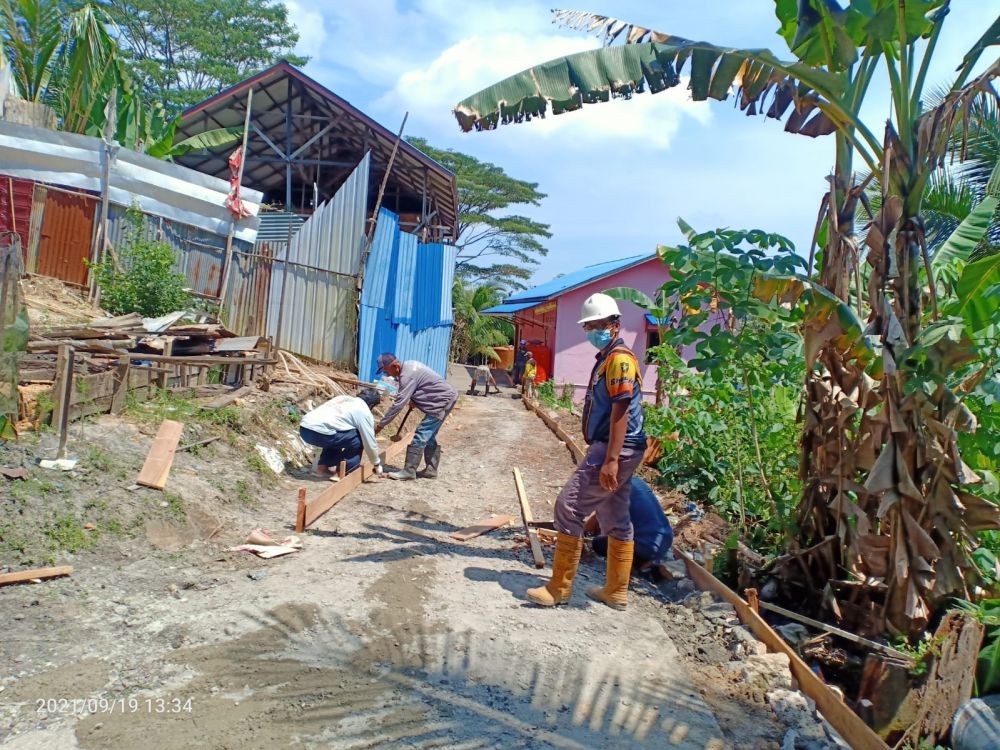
left=299, top=389, right=383, bottom=477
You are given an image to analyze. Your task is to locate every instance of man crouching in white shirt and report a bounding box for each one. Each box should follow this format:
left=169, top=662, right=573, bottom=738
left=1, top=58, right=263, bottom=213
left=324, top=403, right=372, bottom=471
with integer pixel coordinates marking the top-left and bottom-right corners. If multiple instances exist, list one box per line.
left=299, top=389, right=384, bottom=478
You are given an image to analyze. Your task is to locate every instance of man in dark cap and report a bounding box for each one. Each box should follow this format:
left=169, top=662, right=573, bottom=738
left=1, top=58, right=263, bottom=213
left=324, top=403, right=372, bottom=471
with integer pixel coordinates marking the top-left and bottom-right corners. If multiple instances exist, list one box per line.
left=374, top=353, right=458, bottom=480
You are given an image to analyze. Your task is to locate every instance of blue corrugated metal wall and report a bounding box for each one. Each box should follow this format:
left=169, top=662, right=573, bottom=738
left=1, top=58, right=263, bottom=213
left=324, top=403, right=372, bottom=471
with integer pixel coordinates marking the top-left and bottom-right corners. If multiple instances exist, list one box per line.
left=358, top=208, right=456, bottom=381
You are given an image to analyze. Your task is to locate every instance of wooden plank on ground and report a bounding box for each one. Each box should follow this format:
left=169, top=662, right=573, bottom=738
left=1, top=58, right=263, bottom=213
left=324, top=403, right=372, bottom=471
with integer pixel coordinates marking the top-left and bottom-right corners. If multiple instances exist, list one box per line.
left=0, top=565, right=73, bottom=586
left=298, top=430, right=413, bottom=531
left=450, top=514, right=513, bottom=541
left=136, top=420, right=184, bottom=490
left=513, top=467, right=545, bottom=568
left=679, top=551, right=889, bottom=750
left=200, top=385, right=252, bottom=410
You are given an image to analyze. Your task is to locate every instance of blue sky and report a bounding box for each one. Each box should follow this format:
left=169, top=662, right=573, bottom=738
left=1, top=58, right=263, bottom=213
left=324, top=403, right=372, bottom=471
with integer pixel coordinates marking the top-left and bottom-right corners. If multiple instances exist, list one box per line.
left=283, top=0, right=1000, bottom=287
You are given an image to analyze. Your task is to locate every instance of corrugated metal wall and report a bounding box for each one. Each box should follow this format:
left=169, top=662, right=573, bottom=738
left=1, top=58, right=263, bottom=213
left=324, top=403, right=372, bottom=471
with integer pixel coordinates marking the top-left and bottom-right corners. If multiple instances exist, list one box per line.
left=358, top=208, right=457, bottom=381
left=0, top=176, right=33, bottom=251
left=36, top=188, right=97, bottom=286
left=106, top=204, right=253, bottom=298
left=224, top=243, right=274, bottom=337
left=265, top=153, right=369, bottom=367
left=0, top=120, right=261, bottom=242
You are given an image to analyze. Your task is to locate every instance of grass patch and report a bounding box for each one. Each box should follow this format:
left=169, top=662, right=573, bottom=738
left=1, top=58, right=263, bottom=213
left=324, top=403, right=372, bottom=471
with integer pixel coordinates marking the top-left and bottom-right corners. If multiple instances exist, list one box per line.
left=103, top=518, right=126, bottom=536
left=42, top=515, right=98, bottom=553
left=86, top=446, right=115, bottom=473
left=123, top=387, right=246, bottom=434
left=536, top=380, right=574, bottom=411
left=161, top=491, right=186, bottom=520
left=234, top=479, right=258, bottom=508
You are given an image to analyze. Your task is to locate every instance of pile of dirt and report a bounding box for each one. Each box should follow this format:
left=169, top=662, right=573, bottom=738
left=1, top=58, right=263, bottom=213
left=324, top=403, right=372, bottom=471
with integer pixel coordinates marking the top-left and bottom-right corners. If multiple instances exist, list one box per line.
left=20, top=275, right=103, bottom=328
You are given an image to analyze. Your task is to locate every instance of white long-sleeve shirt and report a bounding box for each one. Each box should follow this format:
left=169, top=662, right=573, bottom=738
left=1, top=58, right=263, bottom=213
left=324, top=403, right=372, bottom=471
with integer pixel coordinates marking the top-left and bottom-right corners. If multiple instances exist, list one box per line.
left=300, top=395, right=380, bottom=467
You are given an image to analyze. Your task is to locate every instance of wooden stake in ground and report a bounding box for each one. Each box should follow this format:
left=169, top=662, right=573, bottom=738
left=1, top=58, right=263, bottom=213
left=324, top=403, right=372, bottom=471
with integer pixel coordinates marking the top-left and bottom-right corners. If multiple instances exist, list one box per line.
left=513, top=468, right=545, bottom=568
left=52, top=344, right=74, bottom=459
left=0, top=566, right=73, bottom=586
left=136, top=420, right=184, bottom=490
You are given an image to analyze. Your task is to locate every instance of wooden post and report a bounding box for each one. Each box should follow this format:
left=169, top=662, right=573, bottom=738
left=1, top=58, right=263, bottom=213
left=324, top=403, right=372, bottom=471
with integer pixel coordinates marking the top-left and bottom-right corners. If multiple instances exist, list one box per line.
left=219, top=87, right=254, bottom=321
left=513, top=467, right=545, bottom=569
left=89, top=90, right=116, bottom=303
left=338, top=460, right=347, bottom=479
left=745, top=587, right=760, bottom=615
left=52, top=345, right=74, bottom=459
left=110, top=355, right=130, bottom=415
left=295, top=487, right=307, bottom=534
left=157, top=340, right=173, bottom=389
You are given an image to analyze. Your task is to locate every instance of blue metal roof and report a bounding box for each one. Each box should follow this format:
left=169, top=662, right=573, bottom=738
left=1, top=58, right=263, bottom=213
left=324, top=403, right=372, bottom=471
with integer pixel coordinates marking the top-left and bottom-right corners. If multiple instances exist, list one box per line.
left=481, top=301, right=540, bottom=315
left=502, top=253, right=655, bottom=305
left=645, top=313, right=669, bottom=326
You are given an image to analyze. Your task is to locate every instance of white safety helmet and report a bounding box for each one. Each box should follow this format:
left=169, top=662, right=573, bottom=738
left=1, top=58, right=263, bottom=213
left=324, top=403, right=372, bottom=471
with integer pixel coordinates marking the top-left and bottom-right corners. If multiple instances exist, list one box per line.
left=577, top=293, right=621, bottom=324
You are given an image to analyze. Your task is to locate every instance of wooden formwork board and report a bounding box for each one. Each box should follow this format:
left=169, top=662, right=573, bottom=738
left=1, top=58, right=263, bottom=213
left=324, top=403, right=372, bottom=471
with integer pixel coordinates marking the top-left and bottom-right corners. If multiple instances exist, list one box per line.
left=513, top=467, right=545, bottom=568
left=296, top=431, right=414, bottom=532
left=679, top=552, right=889, bottom=750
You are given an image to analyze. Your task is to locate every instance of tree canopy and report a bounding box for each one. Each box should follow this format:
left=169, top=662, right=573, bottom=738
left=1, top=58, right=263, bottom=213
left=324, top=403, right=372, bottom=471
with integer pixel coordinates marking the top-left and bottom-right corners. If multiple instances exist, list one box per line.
left=408, top=137, right=551, bottom=291
left=104, top=0, right=305, bottom=115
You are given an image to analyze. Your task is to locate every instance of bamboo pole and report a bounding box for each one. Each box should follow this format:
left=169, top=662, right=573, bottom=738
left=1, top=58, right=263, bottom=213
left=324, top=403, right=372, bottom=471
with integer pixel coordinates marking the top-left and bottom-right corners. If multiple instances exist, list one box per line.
left=219, top=88, right=254, bottom=321
left=89, top=90, right=116, bottom=304
left=357, top=111, right=408, bottom=290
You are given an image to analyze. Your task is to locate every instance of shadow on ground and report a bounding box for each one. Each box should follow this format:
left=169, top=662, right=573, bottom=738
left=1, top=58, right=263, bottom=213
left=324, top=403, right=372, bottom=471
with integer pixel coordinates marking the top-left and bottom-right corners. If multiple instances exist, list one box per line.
left=70, top=603, right=728, bottom=750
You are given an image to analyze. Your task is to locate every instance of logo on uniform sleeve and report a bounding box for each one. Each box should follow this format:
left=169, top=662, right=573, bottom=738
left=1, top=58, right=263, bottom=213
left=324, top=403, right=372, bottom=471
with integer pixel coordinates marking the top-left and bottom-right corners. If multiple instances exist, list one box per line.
left=607, top=355, right=636, bottom=392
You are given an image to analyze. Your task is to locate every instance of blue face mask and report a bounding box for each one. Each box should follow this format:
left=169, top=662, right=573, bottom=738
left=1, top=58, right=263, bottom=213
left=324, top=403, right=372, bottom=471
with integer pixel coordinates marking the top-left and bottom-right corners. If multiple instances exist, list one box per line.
left=586, top=329, right=613, bottom=350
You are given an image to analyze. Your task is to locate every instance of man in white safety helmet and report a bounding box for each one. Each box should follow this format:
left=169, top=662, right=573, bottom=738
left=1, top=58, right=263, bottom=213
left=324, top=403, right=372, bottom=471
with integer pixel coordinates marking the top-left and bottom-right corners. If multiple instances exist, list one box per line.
left=526, top=292, right=646, bottom=611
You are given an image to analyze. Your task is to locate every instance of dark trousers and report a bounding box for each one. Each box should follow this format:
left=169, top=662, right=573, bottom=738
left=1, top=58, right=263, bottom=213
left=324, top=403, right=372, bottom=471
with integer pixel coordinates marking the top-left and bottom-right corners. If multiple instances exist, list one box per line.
left=512, top=364, right=525, bottom=385
left=299, top=426, right=363, bottom=472
left=592, top=536, right=662, bottom=569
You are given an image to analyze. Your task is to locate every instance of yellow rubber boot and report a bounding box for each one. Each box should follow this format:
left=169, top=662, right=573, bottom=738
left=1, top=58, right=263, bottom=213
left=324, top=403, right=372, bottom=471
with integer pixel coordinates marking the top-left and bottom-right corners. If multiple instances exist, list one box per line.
left=526, top=532, right=583, bottom=606
left=586, top=537, right=634, bottom=610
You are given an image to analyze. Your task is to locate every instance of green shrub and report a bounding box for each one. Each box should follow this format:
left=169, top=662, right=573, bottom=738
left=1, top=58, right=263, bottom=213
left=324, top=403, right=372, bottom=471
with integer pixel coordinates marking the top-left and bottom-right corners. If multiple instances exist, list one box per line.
left=646, top=352, right=802, bottom=553
left=90, top=206, right=191, bottom=317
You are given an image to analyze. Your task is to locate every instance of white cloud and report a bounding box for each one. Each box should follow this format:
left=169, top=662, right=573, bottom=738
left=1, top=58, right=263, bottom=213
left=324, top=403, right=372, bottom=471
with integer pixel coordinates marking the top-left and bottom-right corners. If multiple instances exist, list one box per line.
left=284, top=0, right=328, bottom=60
left=383, top=32, right=712, bottom=150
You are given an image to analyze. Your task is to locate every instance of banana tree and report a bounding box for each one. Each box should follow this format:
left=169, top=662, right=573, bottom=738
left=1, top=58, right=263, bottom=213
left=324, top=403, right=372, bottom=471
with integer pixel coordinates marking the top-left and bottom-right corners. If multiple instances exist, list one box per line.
left=454, top=2, right=1000, bottom=636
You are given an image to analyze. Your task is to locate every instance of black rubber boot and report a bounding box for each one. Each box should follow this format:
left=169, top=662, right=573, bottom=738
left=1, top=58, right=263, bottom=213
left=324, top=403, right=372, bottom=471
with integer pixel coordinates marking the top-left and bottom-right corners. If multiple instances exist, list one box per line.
left=418, top=444, right=441, bottom=479
left=389, top=445, right=422, bottom=480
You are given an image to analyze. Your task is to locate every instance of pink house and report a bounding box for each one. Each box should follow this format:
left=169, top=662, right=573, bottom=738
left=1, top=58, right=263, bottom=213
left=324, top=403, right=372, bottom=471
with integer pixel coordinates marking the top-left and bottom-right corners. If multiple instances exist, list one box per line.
left=483, top=254, right=669, bottom=402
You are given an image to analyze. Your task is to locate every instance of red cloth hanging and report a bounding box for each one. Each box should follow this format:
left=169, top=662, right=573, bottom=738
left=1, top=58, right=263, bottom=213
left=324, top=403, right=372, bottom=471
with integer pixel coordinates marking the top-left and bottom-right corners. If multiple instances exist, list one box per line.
left=225, top=147, right=252, bottom=219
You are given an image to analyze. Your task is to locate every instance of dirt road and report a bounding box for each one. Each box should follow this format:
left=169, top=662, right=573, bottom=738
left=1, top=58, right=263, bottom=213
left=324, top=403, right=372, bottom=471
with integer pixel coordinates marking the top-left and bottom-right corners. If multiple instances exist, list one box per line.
left=1, top=386, right=805, bottom=749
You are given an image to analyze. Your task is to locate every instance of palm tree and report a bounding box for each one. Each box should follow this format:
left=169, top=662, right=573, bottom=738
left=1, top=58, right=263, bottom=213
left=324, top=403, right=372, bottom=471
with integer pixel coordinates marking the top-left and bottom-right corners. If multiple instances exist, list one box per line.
left=453, top=3, right=1000, bottom=636
left=450, top=281, right=513, bottom=365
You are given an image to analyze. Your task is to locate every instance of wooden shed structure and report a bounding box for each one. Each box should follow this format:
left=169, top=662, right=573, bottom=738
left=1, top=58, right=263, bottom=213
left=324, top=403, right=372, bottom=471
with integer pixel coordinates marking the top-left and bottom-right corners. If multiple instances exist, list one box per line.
left=176, top=61, right=458, bottom=242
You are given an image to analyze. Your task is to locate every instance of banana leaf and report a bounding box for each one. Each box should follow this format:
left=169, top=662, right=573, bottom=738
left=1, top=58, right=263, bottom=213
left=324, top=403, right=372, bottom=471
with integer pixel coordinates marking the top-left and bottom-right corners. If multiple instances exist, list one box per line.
left=454, top=36, right=845, bottom=137
left=753, top=274, right=874, bottom=368
left=932, top=159, right=1000, bottom=269
left=954, top=253, right=1000, bottom=334
left=146, top=123, right=244, bottom=159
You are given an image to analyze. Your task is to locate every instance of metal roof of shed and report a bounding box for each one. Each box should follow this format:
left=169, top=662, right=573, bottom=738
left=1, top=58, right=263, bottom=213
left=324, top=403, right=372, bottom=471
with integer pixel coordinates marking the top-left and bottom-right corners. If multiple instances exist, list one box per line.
left=176, top=61, right=458, bottom=239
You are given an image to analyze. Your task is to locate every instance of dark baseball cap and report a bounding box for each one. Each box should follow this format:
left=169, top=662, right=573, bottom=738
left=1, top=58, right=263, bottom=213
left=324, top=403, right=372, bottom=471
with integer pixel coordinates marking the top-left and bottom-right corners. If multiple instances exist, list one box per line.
left=375, top=353, right=397, bottom=374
